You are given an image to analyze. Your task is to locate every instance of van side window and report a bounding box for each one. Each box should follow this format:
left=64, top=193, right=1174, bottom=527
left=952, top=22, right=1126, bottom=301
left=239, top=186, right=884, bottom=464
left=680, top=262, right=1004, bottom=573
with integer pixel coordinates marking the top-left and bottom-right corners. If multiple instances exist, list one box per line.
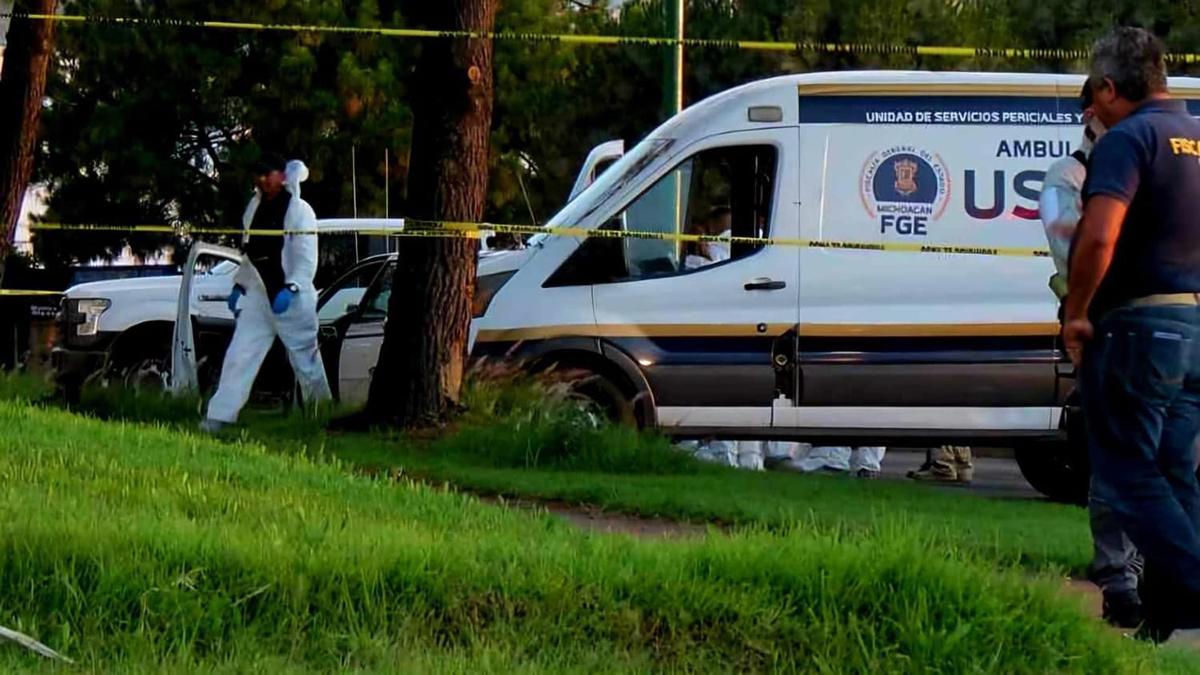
left=545, top=144, right=777, bottom=287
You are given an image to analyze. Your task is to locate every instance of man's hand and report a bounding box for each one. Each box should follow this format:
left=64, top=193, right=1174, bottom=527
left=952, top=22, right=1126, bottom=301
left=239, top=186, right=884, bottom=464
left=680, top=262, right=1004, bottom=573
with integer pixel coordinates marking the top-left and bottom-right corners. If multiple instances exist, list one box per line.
left=1062, top=318, right=1095, bottom=367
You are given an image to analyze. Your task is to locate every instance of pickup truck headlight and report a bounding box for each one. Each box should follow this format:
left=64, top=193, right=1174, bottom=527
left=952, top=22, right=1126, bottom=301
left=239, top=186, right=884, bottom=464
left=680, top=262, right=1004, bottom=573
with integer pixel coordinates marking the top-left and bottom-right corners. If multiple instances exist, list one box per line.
left=73, top=298, right=111, bottom=336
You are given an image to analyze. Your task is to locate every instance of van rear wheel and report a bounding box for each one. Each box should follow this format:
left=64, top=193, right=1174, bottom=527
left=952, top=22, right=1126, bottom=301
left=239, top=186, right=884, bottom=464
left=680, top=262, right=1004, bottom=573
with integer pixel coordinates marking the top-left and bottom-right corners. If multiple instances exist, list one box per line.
left=1014, top=403, right=1089, bottom=505
left=1015, top=443, right=1089, bottom=505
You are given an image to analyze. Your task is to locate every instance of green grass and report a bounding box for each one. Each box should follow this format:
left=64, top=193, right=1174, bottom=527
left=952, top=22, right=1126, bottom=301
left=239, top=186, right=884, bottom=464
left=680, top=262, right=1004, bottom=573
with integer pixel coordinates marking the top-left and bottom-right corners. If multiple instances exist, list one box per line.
left=0, top=369, right=54, bottom=402
left=0, top=398, right=1189, bottom=672
left=17, top=372, right=1096, bottom=572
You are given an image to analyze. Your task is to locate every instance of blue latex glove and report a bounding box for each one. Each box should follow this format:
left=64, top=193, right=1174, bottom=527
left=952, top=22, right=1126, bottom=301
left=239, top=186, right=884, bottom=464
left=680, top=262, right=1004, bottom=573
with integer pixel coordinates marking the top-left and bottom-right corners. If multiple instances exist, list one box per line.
left=272, top=287, right=296, bottom=315
left=227, top=284, right=245, bottom=317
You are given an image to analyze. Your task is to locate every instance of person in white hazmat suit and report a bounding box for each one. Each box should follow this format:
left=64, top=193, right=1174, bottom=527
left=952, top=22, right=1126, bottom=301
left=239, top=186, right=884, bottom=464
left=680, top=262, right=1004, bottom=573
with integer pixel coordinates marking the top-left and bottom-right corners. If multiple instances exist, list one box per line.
left=1038, top=87, right=1147, bottom=629
left=199, top=154, right=332, bottom=432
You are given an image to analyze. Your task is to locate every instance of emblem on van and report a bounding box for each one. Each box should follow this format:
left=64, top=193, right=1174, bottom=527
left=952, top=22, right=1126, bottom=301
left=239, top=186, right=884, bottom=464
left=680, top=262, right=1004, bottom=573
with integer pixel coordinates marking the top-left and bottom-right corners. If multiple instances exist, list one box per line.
left=860, top=146, right=950, bottom=237
left=893, top=158, right=919, bottom=196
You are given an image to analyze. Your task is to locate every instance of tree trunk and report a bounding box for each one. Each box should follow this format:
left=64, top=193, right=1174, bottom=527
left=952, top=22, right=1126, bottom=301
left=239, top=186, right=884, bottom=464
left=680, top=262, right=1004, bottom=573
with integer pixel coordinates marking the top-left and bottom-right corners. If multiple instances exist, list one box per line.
left=0, top=0, right=58, bottom=286
left=361, top=0, right=496, bottom=427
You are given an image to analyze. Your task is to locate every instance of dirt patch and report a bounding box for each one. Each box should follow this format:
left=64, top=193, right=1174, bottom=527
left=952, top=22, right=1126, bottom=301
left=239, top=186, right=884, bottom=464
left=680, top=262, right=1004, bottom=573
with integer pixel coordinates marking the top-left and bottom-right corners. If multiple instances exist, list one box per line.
left=481, top=495, right=712, bottom=538
left=542, top=502, right=711, bottom=538
left=1058, top=577, right=1200, bottom=648
left=352, top=464, right=715, bottom=537
left=1061, top=577, right=1104, bottom=618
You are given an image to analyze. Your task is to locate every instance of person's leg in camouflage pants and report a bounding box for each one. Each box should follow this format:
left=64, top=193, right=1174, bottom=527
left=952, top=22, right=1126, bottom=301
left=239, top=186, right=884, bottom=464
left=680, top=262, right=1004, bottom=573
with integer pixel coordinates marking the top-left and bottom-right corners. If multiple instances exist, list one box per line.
left=908, top=446, right=974, bottom=484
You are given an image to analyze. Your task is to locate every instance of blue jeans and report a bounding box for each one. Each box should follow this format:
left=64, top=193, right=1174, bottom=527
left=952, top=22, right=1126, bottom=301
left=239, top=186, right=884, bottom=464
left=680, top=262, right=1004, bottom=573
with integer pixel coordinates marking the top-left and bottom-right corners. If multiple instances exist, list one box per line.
left=1082, top=305, right=1200, bottom=627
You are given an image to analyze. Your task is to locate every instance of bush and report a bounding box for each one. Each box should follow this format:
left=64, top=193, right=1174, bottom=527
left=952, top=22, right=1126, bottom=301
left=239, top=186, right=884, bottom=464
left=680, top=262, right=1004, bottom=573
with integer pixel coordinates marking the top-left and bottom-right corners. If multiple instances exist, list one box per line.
left=445, top=369, right=702, bottom=475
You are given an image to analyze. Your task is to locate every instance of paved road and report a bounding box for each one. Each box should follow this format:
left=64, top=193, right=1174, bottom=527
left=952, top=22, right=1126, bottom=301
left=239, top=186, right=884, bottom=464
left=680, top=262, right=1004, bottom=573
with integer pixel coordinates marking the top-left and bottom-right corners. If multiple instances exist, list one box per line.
left=874, top=448, right=1048, bottom=501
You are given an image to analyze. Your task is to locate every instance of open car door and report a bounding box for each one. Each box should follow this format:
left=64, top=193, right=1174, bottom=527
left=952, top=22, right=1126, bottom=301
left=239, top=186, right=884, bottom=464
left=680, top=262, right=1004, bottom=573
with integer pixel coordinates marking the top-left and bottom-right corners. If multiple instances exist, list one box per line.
left=170, top=243, right=252, bottom=395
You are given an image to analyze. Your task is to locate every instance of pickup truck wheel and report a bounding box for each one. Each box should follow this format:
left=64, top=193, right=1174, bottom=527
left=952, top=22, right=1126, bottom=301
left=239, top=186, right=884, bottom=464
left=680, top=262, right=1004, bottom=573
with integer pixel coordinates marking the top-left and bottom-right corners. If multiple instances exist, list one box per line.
left=1014, top=402, right=1090, bottom=506
left=120, top=356, right=170, bottom=390
left=105, top=325, right=175, bottom=392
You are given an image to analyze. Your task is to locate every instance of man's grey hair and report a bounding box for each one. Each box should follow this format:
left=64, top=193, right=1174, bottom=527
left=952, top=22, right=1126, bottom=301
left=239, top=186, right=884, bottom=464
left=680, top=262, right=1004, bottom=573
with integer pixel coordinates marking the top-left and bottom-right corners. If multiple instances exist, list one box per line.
left=1089, top=27, right=1169, bottom=102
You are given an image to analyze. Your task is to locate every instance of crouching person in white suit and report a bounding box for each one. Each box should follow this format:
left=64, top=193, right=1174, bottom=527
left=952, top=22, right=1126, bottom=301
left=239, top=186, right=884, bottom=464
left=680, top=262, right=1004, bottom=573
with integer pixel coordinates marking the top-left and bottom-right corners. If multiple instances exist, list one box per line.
left=200, top=154, right=332, bottom=433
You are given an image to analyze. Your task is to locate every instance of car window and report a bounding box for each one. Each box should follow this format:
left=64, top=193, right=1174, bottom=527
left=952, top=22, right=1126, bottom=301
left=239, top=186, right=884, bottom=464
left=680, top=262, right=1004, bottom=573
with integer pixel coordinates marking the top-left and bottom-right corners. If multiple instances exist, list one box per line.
left=354, top=262, right=395, bottom=322
left=317, top=261, right=385, bottom=323
left=546, top=144, right=777, bottom=286
left=207, top=261, right=237, bottom=276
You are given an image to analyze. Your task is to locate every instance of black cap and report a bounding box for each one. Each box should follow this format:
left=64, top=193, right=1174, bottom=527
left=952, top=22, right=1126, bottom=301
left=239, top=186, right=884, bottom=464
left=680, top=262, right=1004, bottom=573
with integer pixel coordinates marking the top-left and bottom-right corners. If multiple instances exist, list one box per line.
left=252, top=152, right=287, bottom=175
left=1079, top=81, right=1094, bottom=111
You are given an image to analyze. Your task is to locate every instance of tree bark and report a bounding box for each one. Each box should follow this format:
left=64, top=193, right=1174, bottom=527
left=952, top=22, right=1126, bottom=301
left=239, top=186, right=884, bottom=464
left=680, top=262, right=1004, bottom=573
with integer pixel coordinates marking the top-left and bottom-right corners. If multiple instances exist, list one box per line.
left=0, top=0, right=58, bottom=286
left=360, top=0, right=496, bottom=427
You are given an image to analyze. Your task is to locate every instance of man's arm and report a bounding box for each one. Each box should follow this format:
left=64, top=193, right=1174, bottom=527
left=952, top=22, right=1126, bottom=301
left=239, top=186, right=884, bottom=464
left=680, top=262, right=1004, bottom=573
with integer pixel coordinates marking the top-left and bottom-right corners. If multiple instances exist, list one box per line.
left=1064, top=195, right=1129, bottom=323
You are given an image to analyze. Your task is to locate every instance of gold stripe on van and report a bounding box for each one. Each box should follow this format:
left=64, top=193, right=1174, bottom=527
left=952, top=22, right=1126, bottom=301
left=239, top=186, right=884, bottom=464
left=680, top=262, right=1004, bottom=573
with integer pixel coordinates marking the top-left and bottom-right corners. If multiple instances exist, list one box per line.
left=476, top=324, right=794, bottom=342
left=797, top=323, right=1059, bottom=337
left=475, top=322, right=1058, bottom=343
left=797, top=82, right=1200, bottom=99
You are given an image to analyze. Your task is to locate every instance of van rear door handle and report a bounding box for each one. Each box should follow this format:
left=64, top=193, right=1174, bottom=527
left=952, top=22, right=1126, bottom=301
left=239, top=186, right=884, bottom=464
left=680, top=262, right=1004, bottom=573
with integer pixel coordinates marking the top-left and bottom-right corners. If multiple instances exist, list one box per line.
left=744, top=278, right=787, bottom=291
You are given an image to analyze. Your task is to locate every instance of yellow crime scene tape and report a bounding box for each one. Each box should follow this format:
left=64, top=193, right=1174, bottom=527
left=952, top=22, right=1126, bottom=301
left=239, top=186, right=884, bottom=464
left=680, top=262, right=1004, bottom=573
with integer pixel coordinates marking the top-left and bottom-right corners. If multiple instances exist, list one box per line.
left=29, top=221, right=1052, bottom=259
left=7, top=11, right=1200, bottom=63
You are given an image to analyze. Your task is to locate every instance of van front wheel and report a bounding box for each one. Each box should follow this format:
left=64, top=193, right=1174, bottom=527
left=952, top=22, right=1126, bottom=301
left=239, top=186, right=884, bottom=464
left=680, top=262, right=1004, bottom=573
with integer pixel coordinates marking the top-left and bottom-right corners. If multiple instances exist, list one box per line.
left=565, top=370, right=637, bottom=428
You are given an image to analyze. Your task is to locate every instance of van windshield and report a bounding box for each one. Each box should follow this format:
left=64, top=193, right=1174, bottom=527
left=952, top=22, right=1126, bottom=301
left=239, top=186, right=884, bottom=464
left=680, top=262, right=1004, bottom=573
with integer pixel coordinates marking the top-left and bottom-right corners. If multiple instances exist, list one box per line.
left=531, top=138, right=675, bottom=246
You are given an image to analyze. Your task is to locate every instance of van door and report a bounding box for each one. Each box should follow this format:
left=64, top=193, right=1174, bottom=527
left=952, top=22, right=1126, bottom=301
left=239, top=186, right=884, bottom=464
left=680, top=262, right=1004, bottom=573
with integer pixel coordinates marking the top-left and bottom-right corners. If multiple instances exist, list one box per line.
left=781, top=111, right=1061, bottom=435
left=579, top=130, right=800, bottom=433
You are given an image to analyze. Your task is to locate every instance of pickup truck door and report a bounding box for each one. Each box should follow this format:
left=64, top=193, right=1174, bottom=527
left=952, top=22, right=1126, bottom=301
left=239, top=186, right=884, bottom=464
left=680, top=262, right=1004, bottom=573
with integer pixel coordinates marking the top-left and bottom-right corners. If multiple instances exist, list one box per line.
left=171, top=243, right=247, bottom=395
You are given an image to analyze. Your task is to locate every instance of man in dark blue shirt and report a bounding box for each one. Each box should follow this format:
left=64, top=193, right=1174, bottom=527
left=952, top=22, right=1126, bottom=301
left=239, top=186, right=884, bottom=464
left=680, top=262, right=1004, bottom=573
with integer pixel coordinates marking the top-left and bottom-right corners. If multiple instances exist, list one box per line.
left=1066, top=26, right=1200, bottom=641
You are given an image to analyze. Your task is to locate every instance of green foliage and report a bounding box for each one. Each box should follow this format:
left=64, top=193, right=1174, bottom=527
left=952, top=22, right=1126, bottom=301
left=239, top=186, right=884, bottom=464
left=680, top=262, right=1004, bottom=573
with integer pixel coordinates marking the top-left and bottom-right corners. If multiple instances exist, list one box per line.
left=28, top=0, right=1200, bottom=268
left=35, top=0, right=416, bottom=268
left=0, top=398, right=1188, bottom=672
left=0, top=369, right=55, bottom=402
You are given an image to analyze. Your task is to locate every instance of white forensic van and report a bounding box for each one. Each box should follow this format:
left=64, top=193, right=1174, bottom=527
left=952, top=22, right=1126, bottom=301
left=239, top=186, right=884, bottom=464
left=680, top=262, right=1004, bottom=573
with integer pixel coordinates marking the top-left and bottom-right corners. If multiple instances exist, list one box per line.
left=461, top=70, right=1200, bottom=502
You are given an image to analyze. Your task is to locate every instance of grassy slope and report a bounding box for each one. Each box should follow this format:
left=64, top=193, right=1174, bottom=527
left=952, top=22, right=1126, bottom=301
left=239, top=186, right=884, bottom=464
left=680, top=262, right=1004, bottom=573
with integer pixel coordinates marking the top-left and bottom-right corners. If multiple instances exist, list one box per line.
left=0, top=397, right=1186, bottom=672
left=48, top=377, right=1098, bottom=574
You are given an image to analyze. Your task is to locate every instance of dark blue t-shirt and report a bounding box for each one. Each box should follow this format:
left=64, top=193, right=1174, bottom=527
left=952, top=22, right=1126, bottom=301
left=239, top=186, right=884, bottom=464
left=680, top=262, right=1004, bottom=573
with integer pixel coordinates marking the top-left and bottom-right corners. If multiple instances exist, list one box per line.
left=1084, top=99, right=1200, bottom=319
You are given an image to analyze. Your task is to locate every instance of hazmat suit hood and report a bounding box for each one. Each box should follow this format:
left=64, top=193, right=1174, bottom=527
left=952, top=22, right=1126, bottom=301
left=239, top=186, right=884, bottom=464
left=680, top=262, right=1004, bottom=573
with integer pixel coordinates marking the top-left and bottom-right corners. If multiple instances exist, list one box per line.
left=284, top=159, right=309, bottom=198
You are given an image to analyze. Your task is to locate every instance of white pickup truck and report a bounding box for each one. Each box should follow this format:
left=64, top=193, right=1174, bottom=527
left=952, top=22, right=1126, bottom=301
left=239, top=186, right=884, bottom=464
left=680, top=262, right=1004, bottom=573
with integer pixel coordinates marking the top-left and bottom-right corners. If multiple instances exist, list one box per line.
left=53, top=141, right=625, bottom=398
left=53, top=219, right=409, bottom=394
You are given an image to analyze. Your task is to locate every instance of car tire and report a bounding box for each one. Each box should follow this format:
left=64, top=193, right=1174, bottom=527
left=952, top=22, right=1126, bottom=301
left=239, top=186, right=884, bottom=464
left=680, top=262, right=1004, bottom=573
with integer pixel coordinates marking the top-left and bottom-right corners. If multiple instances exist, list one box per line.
left=564, top=369, right=637, bottom=428
left=119, top=354, right=171, bottom=390
left=1015, top=402, right=1089, bottom=506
